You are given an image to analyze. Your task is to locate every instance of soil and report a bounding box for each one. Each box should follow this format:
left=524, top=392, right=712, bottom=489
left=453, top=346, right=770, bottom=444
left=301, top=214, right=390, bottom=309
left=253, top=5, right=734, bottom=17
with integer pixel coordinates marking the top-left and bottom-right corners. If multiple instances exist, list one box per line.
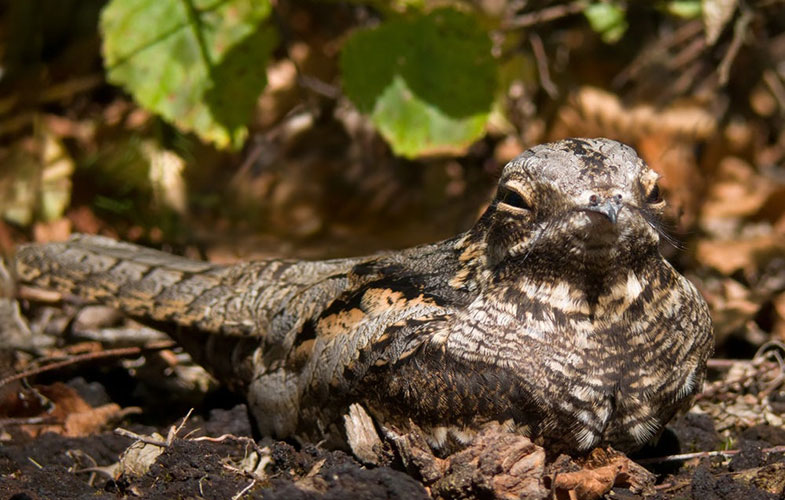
left=0, top=401, right=429, bottom=499
left=1, top=373, right=785, bottom=499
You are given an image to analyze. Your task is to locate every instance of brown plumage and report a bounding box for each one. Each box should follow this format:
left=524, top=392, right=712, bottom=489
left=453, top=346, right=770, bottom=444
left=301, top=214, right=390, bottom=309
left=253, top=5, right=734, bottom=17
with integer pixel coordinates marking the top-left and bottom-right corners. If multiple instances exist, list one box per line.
left=13, top=138, right=713, bottom=454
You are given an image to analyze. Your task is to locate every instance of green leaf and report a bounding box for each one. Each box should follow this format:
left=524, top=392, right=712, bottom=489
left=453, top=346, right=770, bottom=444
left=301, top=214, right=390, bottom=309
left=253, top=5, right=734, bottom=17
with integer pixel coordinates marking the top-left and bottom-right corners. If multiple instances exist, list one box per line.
left=584, top=2, right=628, bottom=44
left=341, top=8, right=497, bottom=158
left=664, top=0, right=702, bottom=19
left=100, top=0, right=277, bottom=149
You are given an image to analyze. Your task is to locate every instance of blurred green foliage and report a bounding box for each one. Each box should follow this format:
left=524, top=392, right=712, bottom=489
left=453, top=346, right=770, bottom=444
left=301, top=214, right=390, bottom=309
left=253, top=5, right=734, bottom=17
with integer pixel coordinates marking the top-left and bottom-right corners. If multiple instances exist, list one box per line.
left=100, top=0, right=276, bottom=149
left=340, top=8, right=496, bottom=157
left=97, top=0, right=697, bottom=158
left=3, top=0, right=732, bottom=233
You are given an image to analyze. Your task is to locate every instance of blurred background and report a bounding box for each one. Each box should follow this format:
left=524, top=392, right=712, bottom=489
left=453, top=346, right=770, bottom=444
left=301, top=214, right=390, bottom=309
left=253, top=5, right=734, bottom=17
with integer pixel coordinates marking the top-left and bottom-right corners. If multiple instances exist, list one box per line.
left=1, top=0, right=784, bottom=360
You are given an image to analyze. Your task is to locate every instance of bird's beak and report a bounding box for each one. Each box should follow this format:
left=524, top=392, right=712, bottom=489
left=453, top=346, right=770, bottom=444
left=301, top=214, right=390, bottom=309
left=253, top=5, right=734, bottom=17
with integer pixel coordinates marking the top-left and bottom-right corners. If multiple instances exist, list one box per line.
left=585, top=200, right=618, bottom=224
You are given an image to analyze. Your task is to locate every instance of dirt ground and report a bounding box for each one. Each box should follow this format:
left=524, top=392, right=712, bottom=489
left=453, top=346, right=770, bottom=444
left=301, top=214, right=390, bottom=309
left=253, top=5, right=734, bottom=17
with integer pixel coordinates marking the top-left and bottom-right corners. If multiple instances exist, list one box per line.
left=1, top=390, right=785, bottom=499
left=1, top=310, right=785, bottom=499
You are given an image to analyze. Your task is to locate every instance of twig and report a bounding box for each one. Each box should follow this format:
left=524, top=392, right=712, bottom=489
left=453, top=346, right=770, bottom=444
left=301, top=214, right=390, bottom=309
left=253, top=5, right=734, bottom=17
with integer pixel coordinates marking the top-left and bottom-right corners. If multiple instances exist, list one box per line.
left=504, top=1, right=585, bottom=29
left=0, top=341, right=176, bottom=389
left=660, top=21, right=705, bottom=52
left=114, top=408, right=194, bottom=447
left=695, top=363, right=774, bottom=400
left=232, top=480, right=257, bottom=500
left=529, top=33, right=558, bottom=99
left=706, top=359, right=751, bottom=369
left=0, top=416, right=59, bottom=427
left=637, top=445, right=785, bottom=464
left=763, top=69, right=785, bottom=114
left=298, top=74, right=341, bottom=99
left=114, top=428, right=170, bottom=447
left=66, top=449, right=100, bottom=487
left=193, top=434, right=268, bottom=456
left=69, top=466, right=117, bottom=481
left=668, top=35, right=706, bottom=70
left=697, top=346, right=785, bottom=401
left=717, top=9, right=752, bottom=86
left=173, top=408, right=194, bottom=437
left=614, top=21, right=703, bottom=87
left=755, top=340, right=785, bottom=360
left=654, top=479, right=690, bottom=491
left=38, top=74, right=104, bottom=105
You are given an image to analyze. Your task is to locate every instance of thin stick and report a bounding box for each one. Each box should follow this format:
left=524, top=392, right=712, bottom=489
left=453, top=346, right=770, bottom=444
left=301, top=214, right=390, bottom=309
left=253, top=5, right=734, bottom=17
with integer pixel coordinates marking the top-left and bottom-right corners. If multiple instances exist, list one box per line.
left=194, top=434, right=268, bottom=456
left=717, top=10, right=752, bottom=86
left=114, top=427, right=170, bottom=447
left=763, top=70, right=785, bottom=112
left=173, top=408, right=195, bottom=436
left=529, top=33, right=558, bottom=99
left=706, top=359, right=751, bottom=369
left=504, top=1, right=585, bottom=29
left=0, top=341, right=176, bottom=389
left=637, top=444, right=785, bottom=464
left=0, top=416, right=59, bottom=427
left=232, top=479, right=257, bottom=500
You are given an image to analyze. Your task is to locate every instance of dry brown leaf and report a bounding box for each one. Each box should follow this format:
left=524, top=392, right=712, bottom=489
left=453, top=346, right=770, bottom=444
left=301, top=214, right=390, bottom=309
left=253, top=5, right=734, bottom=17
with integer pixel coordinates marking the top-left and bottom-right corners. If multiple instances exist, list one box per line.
left=434, top=425, right=548, bottom=500
left=0, top=220, right=15, bottom=255
left=33, top=218, right=72, bottom=244
left=553, top=464, right=621, bottom=500
left=66, top=205, right=104, bottom=235
left=701, top=157, right=773, bottom=220
left=702, top=278, right=761, bottom=342
left=696, top=235, right=785, bottom=275
left=255, top=59, right=299, bottom=129
left=551, top=448, right=655, bottom=500
left=118, top=433, right=168, bottom=477
left=551, top=87, right=718, bottom=142
left=757, top=184, right=785, bottom=226
left=637, top=133, right=704, bottom=229
left=8, top=382, right=129, bottom=437
left=391, top=422, right=547, bottom=499
left=62, top=402, right=125, bottom=437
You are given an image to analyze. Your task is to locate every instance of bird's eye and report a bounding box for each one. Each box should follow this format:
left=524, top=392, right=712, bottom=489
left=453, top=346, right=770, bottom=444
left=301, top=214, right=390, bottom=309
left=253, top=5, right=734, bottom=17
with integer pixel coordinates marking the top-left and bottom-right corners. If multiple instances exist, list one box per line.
left=646, top=184, right=662, bottom=204
left=499, top=188, right=530, bottom=210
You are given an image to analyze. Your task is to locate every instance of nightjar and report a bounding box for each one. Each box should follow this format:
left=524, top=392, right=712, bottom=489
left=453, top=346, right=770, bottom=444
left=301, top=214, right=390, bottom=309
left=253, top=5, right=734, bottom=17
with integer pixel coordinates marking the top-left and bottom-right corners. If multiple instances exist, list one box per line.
left=14, top=137, right=713, bottom=454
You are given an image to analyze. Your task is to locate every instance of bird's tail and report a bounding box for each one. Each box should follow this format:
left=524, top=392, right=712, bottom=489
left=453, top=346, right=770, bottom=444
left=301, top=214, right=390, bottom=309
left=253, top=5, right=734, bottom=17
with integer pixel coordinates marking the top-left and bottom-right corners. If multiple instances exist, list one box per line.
left=13, top=234, right=262, bottom=388
left=14, top=234, right=257, bottom=331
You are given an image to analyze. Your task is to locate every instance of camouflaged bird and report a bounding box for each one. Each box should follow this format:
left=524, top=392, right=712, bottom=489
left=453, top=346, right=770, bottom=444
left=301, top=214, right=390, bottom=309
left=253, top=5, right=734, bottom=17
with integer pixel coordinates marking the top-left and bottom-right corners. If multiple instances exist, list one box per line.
left=14, top=138, right=713, bottom=454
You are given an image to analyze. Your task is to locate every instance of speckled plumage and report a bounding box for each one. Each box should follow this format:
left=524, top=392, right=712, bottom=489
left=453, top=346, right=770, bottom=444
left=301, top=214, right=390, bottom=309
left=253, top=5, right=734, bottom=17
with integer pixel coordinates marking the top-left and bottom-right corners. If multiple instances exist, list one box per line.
left=14, top=138, right=713, bottom=453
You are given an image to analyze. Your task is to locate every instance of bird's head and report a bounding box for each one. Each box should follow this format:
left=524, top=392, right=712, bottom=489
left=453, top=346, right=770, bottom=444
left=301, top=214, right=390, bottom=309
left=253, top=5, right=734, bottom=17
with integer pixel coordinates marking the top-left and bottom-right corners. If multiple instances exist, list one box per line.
left=481, top=138, right=665, bottom=279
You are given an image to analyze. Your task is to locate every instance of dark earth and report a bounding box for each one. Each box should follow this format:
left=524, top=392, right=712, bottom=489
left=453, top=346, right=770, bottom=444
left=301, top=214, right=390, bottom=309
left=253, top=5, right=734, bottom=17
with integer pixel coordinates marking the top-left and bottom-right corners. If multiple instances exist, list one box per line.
left=1, top=355, right=785, bottom=499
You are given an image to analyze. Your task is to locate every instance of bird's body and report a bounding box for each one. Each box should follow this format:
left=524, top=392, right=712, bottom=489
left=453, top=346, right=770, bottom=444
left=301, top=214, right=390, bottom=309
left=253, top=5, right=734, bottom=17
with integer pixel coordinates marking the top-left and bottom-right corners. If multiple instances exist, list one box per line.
left=14, top=138, right=713, bottom=454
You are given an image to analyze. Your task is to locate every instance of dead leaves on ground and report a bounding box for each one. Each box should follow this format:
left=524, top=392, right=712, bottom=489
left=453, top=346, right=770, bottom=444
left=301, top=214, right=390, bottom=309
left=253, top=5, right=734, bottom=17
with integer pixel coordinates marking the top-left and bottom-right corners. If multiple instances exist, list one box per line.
left=732, top=461, right=785, bottom=496
left=698, top=344, right=785, bottom=432
left=391, top=422, right=654, bottom=500
left=0, top=381, right=137, bottom=437
left=549, top=448, right=654, bottom=500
